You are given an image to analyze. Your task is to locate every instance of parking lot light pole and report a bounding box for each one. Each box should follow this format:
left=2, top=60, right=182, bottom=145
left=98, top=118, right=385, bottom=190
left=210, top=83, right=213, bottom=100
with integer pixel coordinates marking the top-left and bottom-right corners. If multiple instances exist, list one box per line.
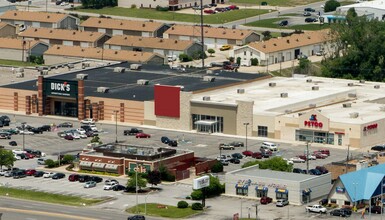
left=21, top=122, right=26, bottom=151
left=243, top=123, right=250, bottom=152
left=306, top=141, right=310, bottom=174
left=135, top=162, right=142, bottom=214
left=113, top=110, right=118, bottom=143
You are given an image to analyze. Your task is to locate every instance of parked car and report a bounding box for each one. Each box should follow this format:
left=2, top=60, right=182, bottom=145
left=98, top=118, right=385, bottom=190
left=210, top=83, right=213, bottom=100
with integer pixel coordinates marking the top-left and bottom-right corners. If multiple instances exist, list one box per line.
left=168, top=140, right=178, bottom=147
left=112, top=184, right=126, bottom=191
left=219, top=45, right=231, bottom=51
left=219, top=143, right=235, bottom=150
left=58, top=122, right=73, bottom=128
left=104, top=181, right=118, bottom=190
left=127, top=215, right=145, bottom=220
left=161, top=136, right=171, bottom=144
left=105, top=179, right=119, bottom=185
left=215, top=7, right=226, bottom=12
left=25, top=169, right=36, bottom=176
left=298, top=154, right=316, bottom=161
left=304, top=7, right=315, bottom=12
left=232, top=153, right=243, bottom=159
left=309, top=169, right=322, bottom=175
left=315, top=166, right=329, bottom=174
left=68, top=174, right=79, bottom=182
left=303, top=11, right=311, bottom=16
left=315, top=149, right=330, bottom=156
left=252, top=152, right=262, bottom=159
left=289, top=157, right=305, bottom=163
left=33, top=171, right=45, bottom=177
left=19, top=130, right=34, bottom=135
left=229, top=141, right=244, bottom=147
left=64, top=134, right=74, bottom=140
left=90, top=176, right=103, bottom=183
left=220, top=159, right=229, bottom=166
left=204, top=9, right=216, bottom=14
left=84, top=181, right=97, bottom=188
left=43, top=172, right=55, bottom=178
left=52, top=173, right=65, bottom=179
left=9, top=141, right=17, bottom=146
left=229, top=158, right=240, bottom=164
left=242, top=150, right=253, bottom=157
left=371, top=145, right=385, bottom=151
left=305, top=17, right=318, bottom=22
left=135, top=133, right=151, bottom=138
left=124, top=128, right=143, bottom=136
left=79, top=175, right=91, bottom=183
left=319, top=198, right=328, bottom=205
left=13, top=170, right=26, bottom=179
left=39, top=125, right=51, bottom=132
left=279, top=20, right=288, bottom=26
left=209, top=3, right=217, bottom=7
left=260, top=196, right=273, bottom=204
left=37, top=158, right=47, bottom=165
left=260, top=149, right=272, bottom=158
left=313, top=152, right=327, bottom=159
left=276, top=199, right=289, bottom=207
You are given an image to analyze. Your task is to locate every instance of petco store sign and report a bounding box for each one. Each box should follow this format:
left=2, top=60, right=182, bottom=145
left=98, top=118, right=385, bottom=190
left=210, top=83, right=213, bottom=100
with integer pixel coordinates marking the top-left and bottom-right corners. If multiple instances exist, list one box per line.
left=304, top=114, right=323, bottom=128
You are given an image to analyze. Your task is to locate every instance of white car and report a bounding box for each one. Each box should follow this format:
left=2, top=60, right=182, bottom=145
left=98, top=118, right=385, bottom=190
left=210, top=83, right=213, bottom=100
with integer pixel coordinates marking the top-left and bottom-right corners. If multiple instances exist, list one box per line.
left=0, top=169, right=8, bottom=176
left=81, top=118, right=95, bottom=124
left=103, top=182, right=118, bottom=190
left=289, top=157, right=305, bottom=163
left=19, top=130, right=34, bottom=135
left=89, top=124, right=98, bottom=132
left=43, top=172, right=55, bottom=178
left=14, top=154, right=21, bottom=160
left=12, top=149, right=26, bottom=154
left=283, top=158, right=294, bottom=165
left=76, top=128, right=86, bottom=134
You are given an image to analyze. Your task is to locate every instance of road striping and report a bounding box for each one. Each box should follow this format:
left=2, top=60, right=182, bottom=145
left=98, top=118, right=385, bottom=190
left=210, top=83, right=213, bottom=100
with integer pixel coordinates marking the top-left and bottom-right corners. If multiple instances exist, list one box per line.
left=0, top=207, right=98, bottom=220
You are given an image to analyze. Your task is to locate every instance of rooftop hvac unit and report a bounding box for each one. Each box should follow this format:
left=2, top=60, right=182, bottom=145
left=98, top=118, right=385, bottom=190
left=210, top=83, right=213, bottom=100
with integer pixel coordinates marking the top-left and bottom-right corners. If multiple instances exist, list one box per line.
left=237, top=89, right=245, bottom=94
left=343, top=103, right=352, bottom=108
left=269, top=82, right=276, bottom=87
left=312, top=86, right=319, bottom=90
left=349, top=112, right=359, bottom=118
left=347, top=83, right=354, bottom=87
left=76, top=73, right=88, bottom=80
left=130, top=64, right=142, bottom=70
left=380, top=106, right=385, bottom=112
left=359, top=80, right=365, bottom=83
left=203, top=76, right=215, bottom=82
left=306, top=79, right=312, bottom=83
left=15, top=68, right=24, bottom=73
left=298, top=112, right=304, bottom=116
left=137, top=79, right=149, bottom=85
left=374, top=85, right=380, bottom=89
left=96, top=87, right=109, bottom=93
left=348, top=93, right=357, bottom=98
left=285, top=109, right=292, bottom=114
left=67, top=63, right=75, bottom=69
left=41, top=70, right=49, bottom=75
left=16, top=72, right=24, bottom=78
left=280, top=93, right=288, bottom=98
left=309, top=104, right=316, bottom=108
left=113, top=67, right=125, bottom=73
left=203, top=96, right=211, bottom=101
left=83, top=62, right=90, bottom=67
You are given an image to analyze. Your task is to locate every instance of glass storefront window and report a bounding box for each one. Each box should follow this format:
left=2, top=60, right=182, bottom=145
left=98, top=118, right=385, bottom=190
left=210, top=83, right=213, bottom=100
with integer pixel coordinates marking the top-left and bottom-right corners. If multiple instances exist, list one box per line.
left=276, top=192, right=288, bottom=200
left=256, top=190, right=267, bottom=198
left=192, top=114, right=223, bottom=133
left=258, top=126, right=268, bottom=137
left=296, top=130, right=335, bottom=145
left=236, top=187, right=248, bottom=196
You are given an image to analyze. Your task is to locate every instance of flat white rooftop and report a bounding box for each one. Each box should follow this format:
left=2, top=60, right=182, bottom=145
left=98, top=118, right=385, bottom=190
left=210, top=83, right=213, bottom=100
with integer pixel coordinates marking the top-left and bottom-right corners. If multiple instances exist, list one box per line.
left=192, top=76, right=385, bottom=124
left=339, top=0, right=385, bottom=11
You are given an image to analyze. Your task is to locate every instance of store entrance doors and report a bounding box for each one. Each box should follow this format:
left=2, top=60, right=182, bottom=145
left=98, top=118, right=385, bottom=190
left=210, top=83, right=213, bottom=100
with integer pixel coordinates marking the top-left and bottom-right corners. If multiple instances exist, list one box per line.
left=54, top=101, right=77, bottom=117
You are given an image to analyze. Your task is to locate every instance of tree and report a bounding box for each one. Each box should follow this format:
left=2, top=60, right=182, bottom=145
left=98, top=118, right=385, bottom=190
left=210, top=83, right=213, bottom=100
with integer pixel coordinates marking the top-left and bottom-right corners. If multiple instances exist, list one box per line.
left=0, top=149, right=16, bottom=170
left=261, top=31, right=272, bottom=41
left=297, top=58, right=312, bottom=75
left=324, top=0, right=341, bottom=13
left=127, top=173, right=147, bottom=190
left=242, top=157, right=292, bottom=172
left=207, top=49, right=215, bottom=57
left=62, top=155, right=75, bottom=164
left=147, top=170, right=161, bottom=186
left=190, top=175, right=225, bottom=199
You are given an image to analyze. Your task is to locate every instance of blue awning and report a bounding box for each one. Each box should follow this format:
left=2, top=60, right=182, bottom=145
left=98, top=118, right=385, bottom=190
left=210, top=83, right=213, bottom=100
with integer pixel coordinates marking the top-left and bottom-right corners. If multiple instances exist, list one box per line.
left=256, top=186, right=268, bottom=191
left=235, top=184, right=249, bottom=189
left=275, top=188, right=288, bottom=194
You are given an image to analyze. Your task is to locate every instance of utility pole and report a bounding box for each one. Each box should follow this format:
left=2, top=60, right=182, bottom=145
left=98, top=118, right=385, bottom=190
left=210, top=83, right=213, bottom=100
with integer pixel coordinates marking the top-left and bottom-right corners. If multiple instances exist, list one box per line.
left=243, top=122, right=250, bottom=152
left=199, top=0, right=205, bottom=68
left=345, top=144, right=350, bottom=174
left=306, top=141, right=310, bottom=174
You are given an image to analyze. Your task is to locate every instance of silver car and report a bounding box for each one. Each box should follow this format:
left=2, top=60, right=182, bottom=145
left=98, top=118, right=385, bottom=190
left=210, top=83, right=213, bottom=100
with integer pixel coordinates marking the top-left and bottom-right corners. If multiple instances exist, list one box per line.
left=84, top=181, right=96, bottom=188
left=276, top=199, right=289, bottom=207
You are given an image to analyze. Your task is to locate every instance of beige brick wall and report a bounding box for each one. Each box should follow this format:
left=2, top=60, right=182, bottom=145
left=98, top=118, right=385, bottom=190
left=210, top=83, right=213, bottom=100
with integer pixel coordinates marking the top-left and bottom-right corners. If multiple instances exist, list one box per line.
left=0, top=88, right=36, bottom=112
left=236, top=100, right=253, bottom=136
left=156, top=91, right=192, bottom=131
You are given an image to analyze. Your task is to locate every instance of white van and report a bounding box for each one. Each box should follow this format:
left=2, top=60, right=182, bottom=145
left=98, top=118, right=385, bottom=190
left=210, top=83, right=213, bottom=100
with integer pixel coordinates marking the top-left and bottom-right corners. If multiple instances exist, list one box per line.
left=261, top=142, right=278, bottom=151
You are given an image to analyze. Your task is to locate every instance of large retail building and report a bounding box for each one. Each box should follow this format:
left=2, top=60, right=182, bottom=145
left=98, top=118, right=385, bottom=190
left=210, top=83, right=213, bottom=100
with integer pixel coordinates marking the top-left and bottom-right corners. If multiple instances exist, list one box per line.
left=1, top=62, right=385, bottom=149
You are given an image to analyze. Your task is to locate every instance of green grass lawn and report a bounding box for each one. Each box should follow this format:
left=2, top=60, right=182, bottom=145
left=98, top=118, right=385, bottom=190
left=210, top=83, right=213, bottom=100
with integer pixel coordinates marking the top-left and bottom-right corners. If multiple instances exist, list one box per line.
left=75, top=7, right=269, bottom=24
left=0, top=59, right=39, bottom=67
left=229, top=0, right=321, bottom=6
left=0, top=187, right=105, bottom=206
left=127, top=203, right=201, bottom=218
left=246, top=17, right=330, bottom=31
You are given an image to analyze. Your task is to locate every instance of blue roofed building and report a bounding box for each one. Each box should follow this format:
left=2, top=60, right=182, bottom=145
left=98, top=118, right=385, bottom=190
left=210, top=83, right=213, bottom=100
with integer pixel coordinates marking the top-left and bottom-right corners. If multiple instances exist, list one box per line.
left=327, top=163, right=385, bottom=208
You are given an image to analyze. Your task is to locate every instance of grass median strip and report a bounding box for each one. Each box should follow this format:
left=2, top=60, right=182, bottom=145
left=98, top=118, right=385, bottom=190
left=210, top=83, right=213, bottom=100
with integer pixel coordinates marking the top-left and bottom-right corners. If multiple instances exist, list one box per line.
left=246, top=17, right=330, bottom=31
left=75, top=7, right=269, bottom=24
left=0, top=186, right=105, bottom=206
left=127, top=203, right=201, bottom=218
left=0, top=59, right=39, bottom=67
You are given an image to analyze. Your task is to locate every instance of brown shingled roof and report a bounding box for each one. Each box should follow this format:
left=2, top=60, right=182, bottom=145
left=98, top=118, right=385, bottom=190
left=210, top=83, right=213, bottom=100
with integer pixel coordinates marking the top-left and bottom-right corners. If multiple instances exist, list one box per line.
left=248, top=30, right=330, bottom=53
left=0, top=37, right=42, bottom=50
left=164, top=24, right=256, bottom=40
left=0, top=10, right=69, bottom=23
left=105, top=35, right=197, bottom=51
left=19, top=27, right=105, bottom=43
left=80, top=17, right=165, bottom=32
left=44, top=45, right=162, bottom=63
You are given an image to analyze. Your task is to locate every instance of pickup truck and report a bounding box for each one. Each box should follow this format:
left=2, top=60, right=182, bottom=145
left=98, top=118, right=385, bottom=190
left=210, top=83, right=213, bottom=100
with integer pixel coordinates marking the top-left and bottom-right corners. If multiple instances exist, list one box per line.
left=219, top=143, right=235, bottom=150
left=305, top=204, right=327, bottom=213
left=123, top=128, right=143, bottom=136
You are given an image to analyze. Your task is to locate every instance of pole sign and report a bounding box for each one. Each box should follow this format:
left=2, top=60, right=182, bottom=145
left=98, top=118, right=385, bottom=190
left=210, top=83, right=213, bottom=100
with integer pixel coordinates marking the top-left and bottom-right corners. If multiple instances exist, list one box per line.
left=193, top=176, right=210, bottom=190
left=43, top=78, right=78, bottom=98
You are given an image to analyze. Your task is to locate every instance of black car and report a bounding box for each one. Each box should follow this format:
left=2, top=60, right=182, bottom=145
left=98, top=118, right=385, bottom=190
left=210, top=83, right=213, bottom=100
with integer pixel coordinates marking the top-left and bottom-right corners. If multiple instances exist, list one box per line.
left=39, top=125, right=51, bottom=132
left=58, top=122, right=73, bottom=128
left=56, top=0, right=63, bottom=5
left=90, top=176, right=103, bottom=183
left=112, top=184, right=126, bottom=191
left=127, top=215, right=145, bottom=220
left=0, top=115, right=10, bottom=126
left=309, top=169, right=322, bottom=175
left=30, top=127, right=43, bottom=134
left=34, top=171, right=45, bottom=177
left=293, top=168, right=305, bottom=173
left=85, top=131, right=98, bottom=137
left=279, top=20, right=288, bottom=26
left=371, top=145, right=385, bottom=151
left=304, top=7, right=315, bottom=12
left=168, top=140, right=178, bottom=147
left=303, top=11, right=311, bottom=16
left=305, top=17, right=317, bottom=23
left=209, top=3, right=217, bottom=7
left=330, top=209, right=350, bottom=217
left=78, top=175, right=91, bottom=182
left=52, top=173, right=66, bottom=179
left=229, top=158, right=240, bottom=164
left=229, top=141, right=244, bottom=147
left=231, top=153, right=243, bottom=159
left=13, top=170, right=26, bottom=179
left=340, top=207, right=352, bottom=216
left=161, top=136, right=170, bottom=144
left=9, top=141, right=17, bottom=146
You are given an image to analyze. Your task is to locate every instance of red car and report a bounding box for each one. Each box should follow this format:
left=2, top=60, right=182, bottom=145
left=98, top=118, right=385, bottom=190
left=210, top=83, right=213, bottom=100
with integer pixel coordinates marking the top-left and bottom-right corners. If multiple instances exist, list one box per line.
left=64, top=134, right=74, bottom=140
left=228, top=5, right=239, bottom=10
left=314, top=149, right=330, bottom=156
left=24, top=152, right=35, bottom=159
left=260, top=196, right=273, bottom=204
left=252, top=152, right=262, bottom=159
left=242, top=150, right=253, bottom=157
left=204, top=9, right=215, bottom=14
left=68, top=174, right=79, bottom=182
left=313, top=152, right=327, bottom=159
left=136, top=132, right=151, bottom=138
left=25, top=169, right=37, bottom=176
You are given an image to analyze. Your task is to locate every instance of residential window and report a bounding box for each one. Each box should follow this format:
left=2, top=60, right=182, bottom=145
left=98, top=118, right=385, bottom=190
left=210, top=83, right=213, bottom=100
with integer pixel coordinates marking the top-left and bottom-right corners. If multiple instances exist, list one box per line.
left=344, top=201, right=351, bottom=206
left=330, top=199, right=337, bottom=204
left=258, top=126, right=268, bottom=137
left=251, top=52, right=253, bottom=56
left=244, top=51, right=246, bottom=56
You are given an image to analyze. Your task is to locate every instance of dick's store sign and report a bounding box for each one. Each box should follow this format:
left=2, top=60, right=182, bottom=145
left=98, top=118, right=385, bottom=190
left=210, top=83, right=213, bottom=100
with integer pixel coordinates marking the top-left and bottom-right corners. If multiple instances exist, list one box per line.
left=43, top=79, right=78, bottom=98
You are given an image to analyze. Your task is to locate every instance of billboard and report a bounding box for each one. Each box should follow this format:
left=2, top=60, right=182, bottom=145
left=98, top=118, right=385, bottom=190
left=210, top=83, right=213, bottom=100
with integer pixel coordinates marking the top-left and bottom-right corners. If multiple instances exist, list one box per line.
left=154, top=85, right=180, bottom=118
left=43, top=78, right=78, bottom=98
left=193, top=176, right=210, bottom=190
